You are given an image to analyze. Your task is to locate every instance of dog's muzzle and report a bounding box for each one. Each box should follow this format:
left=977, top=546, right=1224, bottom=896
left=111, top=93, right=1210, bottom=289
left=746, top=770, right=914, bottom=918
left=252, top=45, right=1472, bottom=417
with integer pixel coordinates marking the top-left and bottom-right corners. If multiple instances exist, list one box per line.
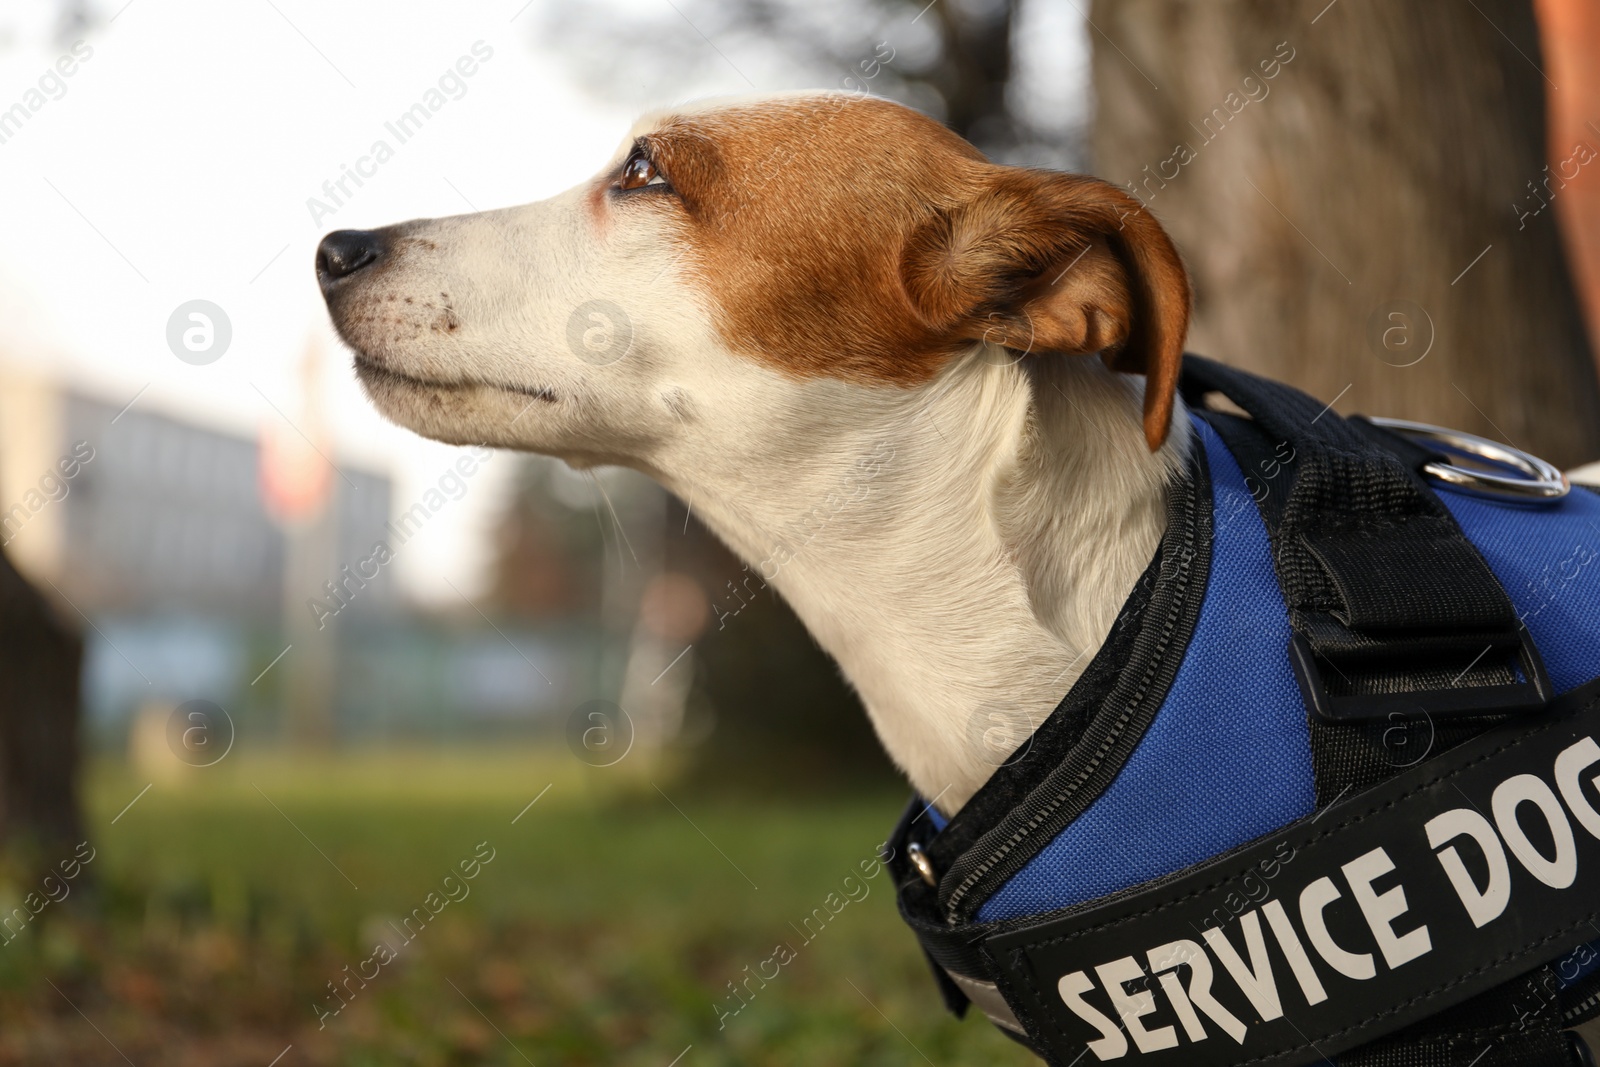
left=888, top=358, right=1600, bottom=1067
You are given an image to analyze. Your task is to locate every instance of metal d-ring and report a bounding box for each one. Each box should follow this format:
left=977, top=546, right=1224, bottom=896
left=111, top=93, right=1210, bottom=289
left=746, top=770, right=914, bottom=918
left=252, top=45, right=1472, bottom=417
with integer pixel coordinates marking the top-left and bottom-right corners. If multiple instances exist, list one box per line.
left=1368, top=416, right=1570, bottom=503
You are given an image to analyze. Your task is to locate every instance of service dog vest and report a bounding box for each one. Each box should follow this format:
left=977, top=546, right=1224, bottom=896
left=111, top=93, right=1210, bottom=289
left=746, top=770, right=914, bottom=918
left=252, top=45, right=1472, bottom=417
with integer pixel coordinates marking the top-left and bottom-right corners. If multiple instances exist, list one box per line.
left=890, top=357, right=1600, bottom=1067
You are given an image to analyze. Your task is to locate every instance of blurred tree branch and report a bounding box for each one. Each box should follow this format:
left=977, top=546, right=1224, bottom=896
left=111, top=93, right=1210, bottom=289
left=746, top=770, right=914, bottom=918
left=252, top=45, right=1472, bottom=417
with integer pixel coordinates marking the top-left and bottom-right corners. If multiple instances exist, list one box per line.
left=538, top=0, right=1080, bottom=165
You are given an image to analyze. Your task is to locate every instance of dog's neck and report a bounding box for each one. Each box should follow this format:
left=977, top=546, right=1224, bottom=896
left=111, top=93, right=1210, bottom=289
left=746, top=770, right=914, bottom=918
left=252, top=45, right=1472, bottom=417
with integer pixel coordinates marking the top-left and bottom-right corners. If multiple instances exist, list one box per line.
left=655, top=350, right=1190, bottom=813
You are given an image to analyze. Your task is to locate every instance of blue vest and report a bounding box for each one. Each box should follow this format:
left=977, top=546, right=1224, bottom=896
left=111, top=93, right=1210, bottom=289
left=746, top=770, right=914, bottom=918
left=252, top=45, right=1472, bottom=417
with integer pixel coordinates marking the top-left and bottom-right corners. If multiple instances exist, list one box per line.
left=894, top=360, right=1600, bottom=1067
left=976, top=420, right=1600, bottom=930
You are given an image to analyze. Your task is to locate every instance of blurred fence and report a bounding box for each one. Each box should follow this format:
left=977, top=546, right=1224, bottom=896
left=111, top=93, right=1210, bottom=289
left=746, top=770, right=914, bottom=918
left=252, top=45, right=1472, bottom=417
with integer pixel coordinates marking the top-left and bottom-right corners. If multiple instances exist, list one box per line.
left=81, top=616, right=610, bottom=750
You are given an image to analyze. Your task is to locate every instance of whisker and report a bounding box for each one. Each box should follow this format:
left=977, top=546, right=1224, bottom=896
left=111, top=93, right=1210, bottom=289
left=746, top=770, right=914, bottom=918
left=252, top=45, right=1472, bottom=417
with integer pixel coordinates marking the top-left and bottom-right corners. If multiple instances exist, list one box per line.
left=591, top=471, right=639, bottom=565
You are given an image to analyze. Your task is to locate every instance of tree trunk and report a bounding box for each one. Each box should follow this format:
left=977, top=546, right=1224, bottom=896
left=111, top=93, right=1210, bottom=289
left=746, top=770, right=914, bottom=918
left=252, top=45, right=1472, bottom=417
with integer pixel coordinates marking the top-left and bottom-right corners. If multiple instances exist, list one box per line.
left=1089, top=0, right=1600, bottom=468
left=929, top=0, right=1018, bottom=153
left=0, top=547, right=84, bottom=852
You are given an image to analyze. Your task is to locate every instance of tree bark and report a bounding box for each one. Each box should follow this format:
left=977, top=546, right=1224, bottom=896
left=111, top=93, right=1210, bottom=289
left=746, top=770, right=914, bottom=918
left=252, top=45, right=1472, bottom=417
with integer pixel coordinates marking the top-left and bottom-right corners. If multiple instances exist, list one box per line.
left=1089, top=0, right=1600, bottom=468
left=0, top=546, right=83, bottom=852
left=928, top=0, right=1018, bottom=153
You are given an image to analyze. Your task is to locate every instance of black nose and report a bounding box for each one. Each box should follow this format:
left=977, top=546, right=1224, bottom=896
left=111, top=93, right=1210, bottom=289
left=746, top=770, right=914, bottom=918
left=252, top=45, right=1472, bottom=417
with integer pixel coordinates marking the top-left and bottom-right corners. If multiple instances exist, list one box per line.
left=316, top=230, right=385, bottom=286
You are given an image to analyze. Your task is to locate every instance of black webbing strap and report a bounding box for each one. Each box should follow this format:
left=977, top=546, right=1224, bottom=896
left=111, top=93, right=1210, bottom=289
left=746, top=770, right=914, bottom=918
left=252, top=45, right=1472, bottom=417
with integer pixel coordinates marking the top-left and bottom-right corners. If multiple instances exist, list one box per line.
left=1179, top=357, right=1551, bottom=724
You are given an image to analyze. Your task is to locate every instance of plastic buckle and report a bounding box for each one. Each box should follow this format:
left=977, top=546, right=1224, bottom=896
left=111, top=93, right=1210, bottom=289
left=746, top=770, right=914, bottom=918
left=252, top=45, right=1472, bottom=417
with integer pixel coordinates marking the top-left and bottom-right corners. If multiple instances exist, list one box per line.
left=1290, top=629, right=1554, bottom=724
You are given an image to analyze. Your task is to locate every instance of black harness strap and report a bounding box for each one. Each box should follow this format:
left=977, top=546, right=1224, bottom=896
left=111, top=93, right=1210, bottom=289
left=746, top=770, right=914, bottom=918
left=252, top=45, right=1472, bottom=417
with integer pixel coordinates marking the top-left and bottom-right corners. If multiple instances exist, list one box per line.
left=1179, top=357, right=1551, bottom=733
left=1195, top=409, right=1541, bottom=808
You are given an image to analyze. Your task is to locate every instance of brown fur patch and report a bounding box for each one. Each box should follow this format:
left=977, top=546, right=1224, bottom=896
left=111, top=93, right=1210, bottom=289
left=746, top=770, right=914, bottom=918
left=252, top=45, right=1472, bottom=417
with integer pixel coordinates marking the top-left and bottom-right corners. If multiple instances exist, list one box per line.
left=628, top=95, right=1191, bottom=448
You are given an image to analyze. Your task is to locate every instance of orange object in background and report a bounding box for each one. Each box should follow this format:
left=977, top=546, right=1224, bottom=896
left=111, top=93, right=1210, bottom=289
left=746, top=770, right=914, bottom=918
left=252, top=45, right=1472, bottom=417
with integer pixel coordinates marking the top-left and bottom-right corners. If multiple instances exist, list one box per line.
left=1536, top=0, right=1600, bottom=374
left=259, top=337, right=334, bottom=525
left=259, top=420, right=333, bottom=525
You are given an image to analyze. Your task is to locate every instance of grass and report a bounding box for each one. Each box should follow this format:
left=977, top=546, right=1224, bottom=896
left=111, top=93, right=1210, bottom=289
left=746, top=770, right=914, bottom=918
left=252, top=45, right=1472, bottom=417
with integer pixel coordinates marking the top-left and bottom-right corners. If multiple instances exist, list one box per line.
left=0, top=748, right=1034, bottom=1066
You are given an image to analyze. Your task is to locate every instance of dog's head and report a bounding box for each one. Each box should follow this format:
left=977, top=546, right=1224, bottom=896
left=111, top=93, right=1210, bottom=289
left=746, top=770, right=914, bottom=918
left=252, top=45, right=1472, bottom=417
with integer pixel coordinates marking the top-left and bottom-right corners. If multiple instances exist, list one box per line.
left=317, top=92, right=1190, bottom=471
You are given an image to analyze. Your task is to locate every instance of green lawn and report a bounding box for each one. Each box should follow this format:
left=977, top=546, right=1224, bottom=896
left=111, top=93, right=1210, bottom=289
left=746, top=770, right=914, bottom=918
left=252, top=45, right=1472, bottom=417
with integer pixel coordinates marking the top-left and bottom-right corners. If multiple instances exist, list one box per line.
left=0, top=750, right=1034, bottom=1066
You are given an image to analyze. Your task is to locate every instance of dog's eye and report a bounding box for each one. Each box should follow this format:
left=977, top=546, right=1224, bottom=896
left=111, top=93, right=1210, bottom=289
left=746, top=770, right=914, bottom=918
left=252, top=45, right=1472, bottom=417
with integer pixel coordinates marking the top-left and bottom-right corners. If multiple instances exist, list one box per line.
left=617, top=151, right=667, bottom=192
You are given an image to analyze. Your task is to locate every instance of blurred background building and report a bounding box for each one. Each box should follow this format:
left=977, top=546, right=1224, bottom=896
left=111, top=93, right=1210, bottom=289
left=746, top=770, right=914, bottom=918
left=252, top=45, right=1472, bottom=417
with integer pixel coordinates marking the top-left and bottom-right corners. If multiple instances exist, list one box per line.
left=0, top=364, right=391, bottom=618
left=0, top=357, right=586, bottom=755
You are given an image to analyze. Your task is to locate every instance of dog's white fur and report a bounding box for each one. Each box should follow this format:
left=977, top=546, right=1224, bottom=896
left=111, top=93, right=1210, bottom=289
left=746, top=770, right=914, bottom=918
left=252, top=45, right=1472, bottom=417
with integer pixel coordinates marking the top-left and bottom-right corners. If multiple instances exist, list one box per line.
left=323, top=93, right=1188, bottom=812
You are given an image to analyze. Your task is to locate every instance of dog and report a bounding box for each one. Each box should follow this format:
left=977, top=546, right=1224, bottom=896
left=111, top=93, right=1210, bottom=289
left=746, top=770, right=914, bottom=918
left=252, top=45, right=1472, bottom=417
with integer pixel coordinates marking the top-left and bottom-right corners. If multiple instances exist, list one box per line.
left=316, top=90, right=1190, bottom=817
left=313, top=90, right=1598, bottom=820
left=317, top=93, right=1600, bottom=1064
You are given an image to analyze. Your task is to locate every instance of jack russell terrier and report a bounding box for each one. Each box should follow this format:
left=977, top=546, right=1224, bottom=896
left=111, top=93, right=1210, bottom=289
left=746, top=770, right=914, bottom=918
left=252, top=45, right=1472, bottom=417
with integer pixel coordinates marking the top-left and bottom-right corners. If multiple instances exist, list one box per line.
left=316, top=90, right=1189, bottom=816
left=318, top=93, right=1600, bottom=1066
left=312, top=90, right=1598, bottom=822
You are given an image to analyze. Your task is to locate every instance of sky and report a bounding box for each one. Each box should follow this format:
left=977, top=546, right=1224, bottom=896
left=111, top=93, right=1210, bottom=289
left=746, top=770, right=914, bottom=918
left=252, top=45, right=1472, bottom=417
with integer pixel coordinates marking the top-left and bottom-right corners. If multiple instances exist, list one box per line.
left=0, top=0, right=685, bottom=605
left=0, top=0, right=1087, bottom=605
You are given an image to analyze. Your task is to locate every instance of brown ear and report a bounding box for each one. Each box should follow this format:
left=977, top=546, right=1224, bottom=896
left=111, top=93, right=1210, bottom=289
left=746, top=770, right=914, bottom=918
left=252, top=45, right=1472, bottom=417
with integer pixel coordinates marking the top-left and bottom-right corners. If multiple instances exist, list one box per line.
left=901, top=171, right=1191, bottom=450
